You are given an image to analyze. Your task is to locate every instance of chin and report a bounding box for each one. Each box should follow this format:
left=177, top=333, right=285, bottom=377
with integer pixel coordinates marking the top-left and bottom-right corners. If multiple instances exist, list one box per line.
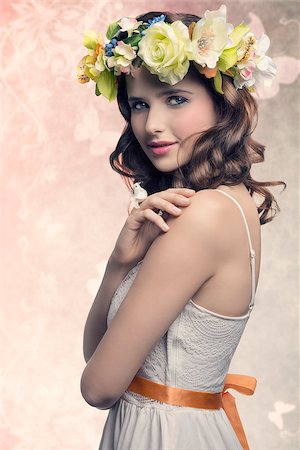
left=149, top=159, right=185, bottom=173
left=145, top=154, right=188, bottom=174
left=147, top=154, right=178, bottom=172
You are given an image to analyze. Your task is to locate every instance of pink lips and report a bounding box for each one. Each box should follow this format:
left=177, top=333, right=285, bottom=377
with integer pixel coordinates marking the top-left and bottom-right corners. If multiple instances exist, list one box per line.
left=148, top=142, right=177, bottom=155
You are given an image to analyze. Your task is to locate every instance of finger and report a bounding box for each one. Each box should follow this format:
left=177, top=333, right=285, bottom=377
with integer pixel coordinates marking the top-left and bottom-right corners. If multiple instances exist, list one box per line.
left=158, top=189, right=196, bottom=203
left=167, top=188, right=196, bottom=195
left=134, top=208, right=170, bottom=232
left=144, top=188, right=195, bottom=206
left=147, top=192, right=193, bottom=214
left=137, top=188, right=196, bottom=215
left=144, top=188, right=195, bottom=203
left=153, top=200, right=182, bottom=217
left=144, top=208, right=170, bottom=231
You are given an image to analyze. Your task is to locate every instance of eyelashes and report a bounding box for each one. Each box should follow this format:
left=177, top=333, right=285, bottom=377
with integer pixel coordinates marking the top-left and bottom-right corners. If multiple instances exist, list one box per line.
left=130, top=96, right=189, bottom=112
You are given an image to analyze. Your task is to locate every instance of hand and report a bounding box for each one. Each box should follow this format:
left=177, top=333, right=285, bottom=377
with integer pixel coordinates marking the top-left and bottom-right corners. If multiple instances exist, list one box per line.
left=111, top=188, right=196, bottom=267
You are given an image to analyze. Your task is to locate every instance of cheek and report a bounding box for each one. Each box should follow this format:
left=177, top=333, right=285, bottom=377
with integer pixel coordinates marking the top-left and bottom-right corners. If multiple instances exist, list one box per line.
left=130, top=115, right=144, bottom=140
left=174, top=102, right=216, bottom=138
left=174, top=103, right=216, bottom=161
left=175, top=101, right=216, bottom=137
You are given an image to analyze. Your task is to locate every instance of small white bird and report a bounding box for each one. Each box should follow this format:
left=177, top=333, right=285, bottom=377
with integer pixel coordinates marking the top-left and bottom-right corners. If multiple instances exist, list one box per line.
left=130, top=181, right=148, bottom=209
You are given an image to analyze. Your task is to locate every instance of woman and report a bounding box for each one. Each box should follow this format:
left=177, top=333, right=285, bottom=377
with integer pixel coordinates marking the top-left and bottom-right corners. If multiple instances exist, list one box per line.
left=77, top=6, right=286, bottom=450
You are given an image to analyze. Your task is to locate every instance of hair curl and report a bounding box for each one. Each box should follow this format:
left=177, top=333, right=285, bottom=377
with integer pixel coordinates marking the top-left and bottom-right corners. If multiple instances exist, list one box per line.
left=109, top=10, right=286, bottom=225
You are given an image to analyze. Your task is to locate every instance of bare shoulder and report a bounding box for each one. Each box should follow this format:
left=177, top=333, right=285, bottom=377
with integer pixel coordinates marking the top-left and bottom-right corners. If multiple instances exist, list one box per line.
left=165, top=188, right=248, bottom=258
left=164, top=188, right=228, bottom=255
left=190, top=188, right=228, bottom=209
left=186, top=186, right=260, bottom=260
left=189, top=188, right=233, bottom=239
left=187, top=187, right=256, bottom=222
left=177, top=188, right=233, bottom=225
left=166, top=188, right=224, bottom=226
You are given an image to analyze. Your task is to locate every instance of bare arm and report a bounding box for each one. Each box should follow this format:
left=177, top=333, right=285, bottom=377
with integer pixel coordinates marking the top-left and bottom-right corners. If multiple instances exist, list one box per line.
left=80, top=191, right=223, bottom=408
left=83, top=255, right=134, bottom=364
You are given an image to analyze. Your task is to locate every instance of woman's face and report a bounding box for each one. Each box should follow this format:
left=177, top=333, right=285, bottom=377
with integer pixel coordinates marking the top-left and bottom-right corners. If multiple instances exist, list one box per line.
left=126, top=65, right=217, bottom=172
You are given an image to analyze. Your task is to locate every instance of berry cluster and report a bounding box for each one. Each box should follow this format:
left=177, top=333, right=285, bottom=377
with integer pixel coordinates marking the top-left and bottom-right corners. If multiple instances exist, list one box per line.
left=141, top=14, right=166, bottom=35
left=105, top=38, right=118, bottom=57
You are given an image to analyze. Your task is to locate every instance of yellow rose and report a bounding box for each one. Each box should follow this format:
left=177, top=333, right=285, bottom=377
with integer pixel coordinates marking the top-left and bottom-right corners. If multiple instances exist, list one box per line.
left=137, top=21, right=193, bottom=85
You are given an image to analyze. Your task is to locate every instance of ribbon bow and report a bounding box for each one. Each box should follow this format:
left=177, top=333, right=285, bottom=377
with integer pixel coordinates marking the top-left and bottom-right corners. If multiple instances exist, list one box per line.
left=221, top=373, right=257, bottom=450
left=127, top=372, right=257, bottom=450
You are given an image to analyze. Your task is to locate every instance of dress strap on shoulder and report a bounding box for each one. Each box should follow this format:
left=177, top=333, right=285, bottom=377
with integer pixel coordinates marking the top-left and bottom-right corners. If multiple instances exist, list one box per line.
left=214, top=189, right=256, bottom=311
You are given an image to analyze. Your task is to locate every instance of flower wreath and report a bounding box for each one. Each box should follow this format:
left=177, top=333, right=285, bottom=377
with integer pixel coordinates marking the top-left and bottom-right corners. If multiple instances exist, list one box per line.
left=76, top=4, right=277, bottom=102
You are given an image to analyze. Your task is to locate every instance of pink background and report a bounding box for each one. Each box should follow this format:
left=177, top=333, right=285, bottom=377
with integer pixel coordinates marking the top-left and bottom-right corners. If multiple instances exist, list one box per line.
left=1, top=1, right=299, bottom=449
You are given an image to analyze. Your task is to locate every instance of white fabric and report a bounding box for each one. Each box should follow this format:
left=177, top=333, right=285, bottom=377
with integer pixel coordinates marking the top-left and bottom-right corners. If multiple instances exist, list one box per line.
left=99, top=190, right=256, bottom=450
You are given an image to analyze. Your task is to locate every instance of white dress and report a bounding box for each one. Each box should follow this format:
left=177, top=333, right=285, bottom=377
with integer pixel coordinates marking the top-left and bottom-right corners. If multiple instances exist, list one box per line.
left=98, top=189, right=257, bottom=450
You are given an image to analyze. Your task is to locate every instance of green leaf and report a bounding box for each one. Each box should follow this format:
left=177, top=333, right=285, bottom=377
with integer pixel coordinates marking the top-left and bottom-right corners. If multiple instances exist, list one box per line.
left=96, top=70, right=117, bottom=102
left=106, top=22, right=120, bottom=40
left=213, top=70, right=224, bottom=94
left=218, top=47, right=238, bottom=72
left=229, top=21, right=250, bottom=47
left=124, top=34, right=142, bottom=47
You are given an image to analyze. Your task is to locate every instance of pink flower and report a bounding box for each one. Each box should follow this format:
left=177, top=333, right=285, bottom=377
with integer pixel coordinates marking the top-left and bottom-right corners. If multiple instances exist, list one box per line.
left=240, top=65, right=255, bottom=80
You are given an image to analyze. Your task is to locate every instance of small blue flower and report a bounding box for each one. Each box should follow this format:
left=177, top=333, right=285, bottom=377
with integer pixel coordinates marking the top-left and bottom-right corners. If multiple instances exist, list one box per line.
left=105, top=38, right=118, bottom=55
left=147, top=14, right=166, bottom=28
left=105, top=50, right=114, bottom=57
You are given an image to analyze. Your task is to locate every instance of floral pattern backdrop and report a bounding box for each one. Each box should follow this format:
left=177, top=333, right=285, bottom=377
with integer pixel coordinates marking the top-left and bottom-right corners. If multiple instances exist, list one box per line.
left=1, top=0, right=299, bottom=449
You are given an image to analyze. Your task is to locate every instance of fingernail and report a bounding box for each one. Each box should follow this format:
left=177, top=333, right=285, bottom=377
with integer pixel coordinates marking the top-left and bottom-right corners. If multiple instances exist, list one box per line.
left=172, top=205, right=181, bottom=212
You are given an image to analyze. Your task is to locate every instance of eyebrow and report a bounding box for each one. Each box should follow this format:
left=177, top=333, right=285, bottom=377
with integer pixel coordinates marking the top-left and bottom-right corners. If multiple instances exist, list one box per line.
left=128, top=88, right=194, bottom=102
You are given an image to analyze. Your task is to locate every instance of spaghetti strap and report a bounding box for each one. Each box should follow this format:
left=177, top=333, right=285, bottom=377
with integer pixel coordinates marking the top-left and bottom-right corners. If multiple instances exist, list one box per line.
left=214, top=189, right=256, bottom=311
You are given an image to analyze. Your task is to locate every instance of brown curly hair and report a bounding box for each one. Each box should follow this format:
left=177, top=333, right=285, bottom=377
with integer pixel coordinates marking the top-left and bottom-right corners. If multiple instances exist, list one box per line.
left=109, top=10, right=286, bottom=225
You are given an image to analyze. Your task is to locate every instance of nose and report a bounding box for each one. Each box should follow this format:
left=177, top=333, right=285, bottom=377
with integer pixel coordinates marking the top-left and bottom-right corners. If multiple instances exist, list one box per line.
left=144, top=104, right=166, bottom=134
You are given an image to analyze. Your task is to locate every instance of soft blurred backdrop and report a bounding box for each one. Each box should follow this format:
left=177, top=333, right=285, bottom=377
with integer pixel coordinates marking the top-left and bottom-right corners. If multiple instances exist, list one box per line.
left=1, top=0, right=299, bottom=449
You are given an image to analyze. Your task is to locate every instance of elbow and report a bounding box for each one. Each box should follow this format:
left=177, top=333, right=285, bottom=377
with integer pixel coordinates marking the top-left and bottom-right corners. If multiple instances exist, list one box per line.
left=81, top=392, right=114, bottom=410
left=80, top=372, right=114, bottom=410
left=81, top=391, right=112, bottom=410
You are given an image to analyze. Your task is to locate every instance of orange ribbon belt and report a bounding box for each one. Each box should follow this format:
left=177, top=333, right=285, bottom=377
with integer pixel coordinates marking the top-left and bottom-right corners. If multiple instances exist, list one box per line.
left=127, top=373, right=257, bottom=450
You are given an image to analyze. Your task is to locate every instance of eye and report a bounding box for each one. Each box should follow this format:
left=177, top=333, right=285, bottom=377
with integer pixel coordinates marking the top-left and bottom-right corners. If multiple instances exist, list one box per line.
left=168, top=96, right=188, bottom=106
left=129, top=96, right=189, bottom=112
left=130, top=101, right=148, bottom=112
